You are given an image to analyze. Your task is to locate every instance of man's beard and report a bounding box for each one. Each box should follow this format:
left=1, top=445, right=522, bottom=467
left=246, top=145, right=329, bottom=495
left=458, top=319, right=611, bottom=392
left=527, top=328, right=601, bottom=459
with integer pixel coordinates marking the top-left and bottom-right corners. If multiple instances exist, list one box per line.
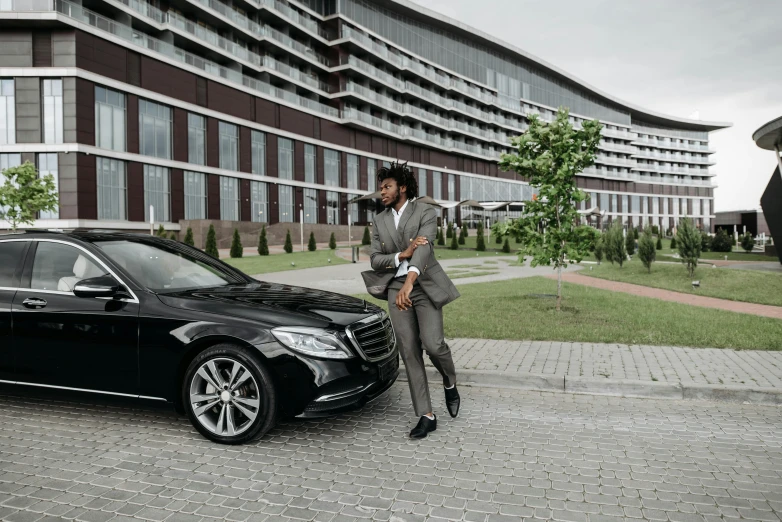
left=384, top=190, right=401, bottom=208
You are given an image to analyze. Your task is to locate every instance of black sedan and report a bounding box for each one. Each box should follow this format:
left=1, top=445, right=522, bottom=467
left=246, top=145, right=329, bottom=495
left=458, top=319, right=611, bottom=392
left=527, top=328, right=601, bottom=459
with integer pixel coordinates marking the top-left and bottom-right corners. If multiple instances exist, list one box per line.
left=0, top=230, right=398, bottom=444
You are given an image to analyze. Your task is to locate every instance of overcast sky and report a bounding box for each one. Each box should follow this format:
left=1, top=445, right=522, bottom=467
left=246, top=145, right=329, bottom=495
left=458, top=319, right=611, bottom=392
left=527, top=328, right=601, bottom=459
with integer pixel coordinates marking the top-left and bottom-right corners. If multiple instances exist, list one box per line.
left=412, top=0, right=782, bottom=212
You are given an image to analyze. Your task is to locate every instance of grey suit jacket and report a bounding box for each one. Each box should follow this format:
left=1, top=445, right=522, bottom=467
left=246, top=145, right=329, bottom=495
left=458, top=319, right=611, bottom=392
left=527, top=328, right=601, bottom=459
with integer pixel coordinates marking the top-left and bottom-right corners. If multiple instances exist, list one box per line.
left=369, top=199, right=460, bottom=309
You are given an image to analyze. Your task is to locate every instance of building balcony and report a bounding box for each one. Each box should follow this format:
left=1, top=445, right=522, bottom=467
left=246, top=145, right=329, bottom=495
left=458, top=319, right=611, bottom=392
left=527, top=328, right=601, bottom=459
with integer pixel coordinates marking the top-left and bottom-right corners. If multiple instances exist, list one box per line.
left=601, top=127, right=638, bottom=141
left=633, top=162, right=713, bottom=177
left=632, top=149, right=715, bottom=165
left=632, top=137, right=715, bottom=154
left=580, top=167, right=714, bottom=187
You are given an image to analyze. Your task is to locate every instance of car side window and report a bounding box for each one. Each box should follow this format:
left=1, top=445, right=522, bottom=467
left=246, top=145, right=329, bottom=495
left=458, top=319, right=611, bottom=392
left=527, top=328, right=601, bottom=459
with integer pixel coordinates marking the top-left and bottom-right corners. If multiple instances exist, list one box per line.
left=0, top=241, right=27, bottom=288
left=30, top=242, right=106, bottom=293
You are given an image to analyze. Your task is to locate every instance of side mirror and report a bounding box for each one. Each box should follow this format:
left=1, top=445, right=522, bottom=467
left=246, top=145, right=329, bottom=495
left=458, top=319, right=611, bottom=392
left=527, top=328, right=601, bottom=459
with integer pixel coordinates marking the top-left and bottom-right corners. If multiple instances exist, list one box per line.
left=73, top=275, right=121, bottom=298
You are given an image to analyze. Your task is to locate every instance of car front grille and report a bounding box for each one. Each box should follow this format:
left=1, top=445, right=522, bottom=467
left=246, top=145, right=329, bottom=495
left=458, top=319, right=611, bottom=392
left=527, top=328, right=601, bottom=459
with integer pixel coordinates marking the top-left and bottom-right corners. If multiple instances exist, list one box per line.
left=347, top=314, right=396, bottom=362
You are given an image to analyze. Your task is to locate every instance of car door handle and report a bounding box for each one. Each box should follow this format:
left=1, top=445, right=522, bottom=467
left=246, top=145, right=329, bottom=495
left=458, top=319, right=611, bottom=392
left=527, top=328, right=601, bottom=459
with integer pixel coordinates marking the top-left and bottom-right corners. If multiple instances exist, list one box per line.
left=22, top=297, right=48, bottom=309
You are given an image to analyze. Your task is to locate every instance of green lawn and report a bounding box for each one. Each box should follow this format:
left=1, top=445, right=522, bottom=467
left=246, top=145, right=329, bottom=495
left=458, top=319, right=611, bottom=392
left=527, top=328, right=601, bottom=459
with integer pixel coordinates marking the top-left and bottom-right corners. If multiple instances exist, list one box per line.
left=584, top=258, right=782, bottom=307
left=355, top=277, right=782, bottom=350
left=225, top=249, right=349, bottom=275
left=662, top=251, right=780, bottom=262
left=432, top=249, right=515, bottom=261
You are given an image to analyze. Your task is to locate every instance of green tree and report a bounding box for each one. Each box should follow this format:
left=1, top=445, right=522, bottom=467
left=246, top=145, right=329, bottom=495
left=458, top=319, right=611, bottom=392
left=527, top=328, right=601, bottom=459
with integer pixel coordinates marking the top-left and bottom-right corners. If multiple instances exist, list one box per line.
left=329, top=232, right=336, bottom=250
left=652, top=225, right=659, bottom=236
left=169, top=232, right=177, bottom=241
left=184, top=227, right=195, bottom=247
left=670, top=235, right=677, bottom=250
left=502, top=237, right=510, bottom=253
left=656, top=236, right=663, bottom=250
left=446, top=224, right=453, bottom=239
left=361, top=226, right=371, bottom=246
left=449, top=230, right=458, bottom=250
left=0, top=161, right=58, bottom=231
left=495, top=108, right=602, bottom=310
left=157, top=224, right=166, bottom=237
left=476, top=222, right=486, bottom=252
left=625, top=228, right=636, bottom=256
left=284, top=230, right=293, bottom=253
left=638, top=227, right=656, bottom=273
left=437, top=227, right=445, bottom=246
left=741, top=232, right=755, bottom=253
left=701, top=232, right=712, bottom=253
left=258, top=225, right=269, bottom=256
left=458, top=225, right=465, bottom=245
left=711, top=228, right=732, bottom=252
left=462, top=223, right=468, bottom=237
left=229, top=228, right=243, bottom=258
left=495, top=229, right=503, bottom=244
left=308, top=231, right=317, bottom=251
left=593, top=232, right=604, bottom=265
left=633, top=227, right=639, bottom=240
left=731, top=233, right=737, bottom=246
left=604, top=221, right=626, bottom=267
left=205, top=224, right=219, bottom=258
left=676, top=217, right=702, bottom=277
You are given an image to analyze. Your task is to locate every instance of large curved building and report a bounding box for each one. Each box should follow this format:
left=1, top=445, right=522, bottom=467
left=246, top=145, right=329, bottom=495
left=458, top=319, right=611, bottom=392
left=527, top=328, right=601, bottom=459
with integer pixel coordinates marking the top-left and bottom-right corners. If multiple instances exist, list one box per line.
left=0, top=0, right=729, bottom=239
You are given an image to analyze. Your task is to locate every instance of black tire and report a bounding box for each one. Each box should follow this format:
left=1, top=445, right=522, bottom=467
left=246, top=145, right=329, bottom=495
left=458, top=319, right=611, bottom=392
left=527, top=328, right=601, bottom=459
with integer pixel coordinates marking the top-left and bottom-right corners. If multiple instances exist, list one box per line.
left=182, top=343, right=277, bottom=444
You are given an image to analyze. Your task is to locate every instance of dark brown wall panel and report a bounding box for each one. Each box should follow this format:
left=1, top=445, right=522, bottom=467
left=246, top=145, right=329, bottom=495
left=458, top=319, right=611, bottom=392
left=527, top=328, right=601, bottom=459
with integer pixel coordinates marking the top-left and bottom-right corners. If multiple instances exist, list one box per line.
left=316, top=146, right=325, bottom=185
left=397, top=143, right=412, bottom=163
left=126, top=94, right=139, bottom=154
left=240, top=179, right=251, bottom=221
left=268, top=184, right=279, bottom=225
left=430, top=150, right=457, bottom=171
left=256, top=98, right=277, bottom=128
left=321, top=120, right=350, bottom=147
left=294, top=142, right=305, bottom=182
left=426, top=169, right=433, bottom=197
left=295, top=187, right=303, bottom=219
left=340, top=151, right=347, bottom=189
left=207, top=80, right=252, bottom=120
left=173, top=108, right=188, bottom=163
left=75, top=30, right=127, bottom=83
left=339, top=193, right=347, bottom=226
left=196, top=77, right=207, bottom=107
left=75, top=78, right=95, bottom=145
left=206, top=117, right=219, bottom=168
left=127, top=162, right=144, bottom=222
left=455, top=174, right=460, bottom=201
left=318, top=189, right=327, bottom=225
left=359, top=156, right=368, bottom=191
left=76, top=154, right=97, bottom=220
left=171, top=168, right=184, bottom=222
left=266, top=134, right=278, bottom=177
left=355, top=131, right=371, bottom=153
left=32, top=31, right=52, bottom=67
left=239, top=127, right=252, bottom=173
left=207, top=174, right=220, bottom=219
left=280, top=106, right=314, bottom=138
left=140, top=56, right=197, bottom=104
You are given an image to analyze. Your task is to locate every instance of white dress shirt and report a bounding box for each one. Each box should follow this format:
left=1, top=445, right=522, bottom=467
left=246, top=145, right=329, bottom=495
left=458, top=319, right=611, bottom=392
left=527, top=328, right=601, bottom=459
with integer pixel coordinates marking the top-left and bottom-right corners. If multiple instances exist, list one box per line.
left=392, top=199, right=421, bottom=278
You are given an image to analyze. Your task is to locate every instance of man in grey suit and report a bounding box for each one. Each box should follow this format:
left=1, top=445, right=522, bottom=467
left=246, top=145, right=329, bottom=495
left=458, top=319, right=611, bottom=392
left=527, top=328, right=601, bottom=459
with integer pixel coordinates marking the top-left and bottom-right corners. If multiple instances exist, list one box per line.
left=369, top=161, right=461, bottom=439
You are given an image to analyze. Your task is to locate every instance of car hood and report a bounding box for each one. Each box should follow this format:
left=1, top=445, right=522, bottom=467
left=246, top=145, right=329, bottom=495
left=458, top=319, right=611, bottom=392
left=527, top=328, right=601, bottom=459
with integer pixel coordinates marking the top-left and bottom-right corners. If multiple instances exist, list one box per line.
left=156, top=282, right=382, bottom=328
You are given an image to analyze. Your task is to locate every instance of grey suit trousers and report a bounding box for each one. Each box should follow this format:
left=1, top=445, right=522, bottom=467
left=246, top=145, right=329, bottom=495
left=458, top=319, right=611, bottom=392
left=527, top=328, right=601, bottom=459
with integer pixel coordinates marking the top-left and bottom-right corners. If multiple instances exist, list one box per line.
left=388, top=278, right=457, bottom=416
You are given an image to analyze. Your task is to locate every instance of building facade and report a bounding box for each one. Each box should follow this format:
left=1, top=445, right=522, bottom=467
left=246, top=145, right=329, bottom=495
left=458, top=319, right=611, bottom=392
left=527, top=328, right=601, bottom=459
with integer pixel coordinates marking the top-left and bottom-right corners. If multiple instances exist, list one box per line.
left=0, top=0, right=729, bottom=234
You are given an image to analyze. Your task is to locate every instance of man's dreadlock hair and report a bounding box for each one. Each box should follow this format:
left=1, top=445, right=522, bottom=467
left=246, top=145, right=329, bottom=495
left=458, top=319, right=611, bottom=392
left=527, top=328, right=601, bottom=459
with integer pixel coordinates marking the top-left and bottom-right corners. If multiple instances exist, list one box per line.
left=377, top=160, right=418, bottom=200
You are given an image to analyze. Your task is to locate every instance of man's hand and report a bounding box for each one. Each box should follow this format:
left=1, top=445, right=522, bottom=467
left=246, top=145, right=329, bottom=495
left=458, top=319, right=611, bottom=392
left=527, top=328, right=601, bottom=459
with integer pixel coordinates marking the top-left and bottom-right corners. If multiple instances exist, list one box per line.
left=399, top=236, right=429, bottom=261
left=395, top=281, right=414, bottom=311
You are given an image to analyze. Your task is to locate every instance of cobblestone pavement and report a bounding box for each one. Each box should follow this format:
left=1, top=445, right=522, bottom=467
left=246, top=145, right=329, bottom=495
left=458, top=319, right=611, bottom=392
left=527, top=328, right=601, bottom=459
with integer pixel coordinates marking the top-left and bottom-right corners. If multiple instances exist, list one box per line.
left=447, top=339, right=782, bottom=388
left=2, top=384, right=782, bottom=522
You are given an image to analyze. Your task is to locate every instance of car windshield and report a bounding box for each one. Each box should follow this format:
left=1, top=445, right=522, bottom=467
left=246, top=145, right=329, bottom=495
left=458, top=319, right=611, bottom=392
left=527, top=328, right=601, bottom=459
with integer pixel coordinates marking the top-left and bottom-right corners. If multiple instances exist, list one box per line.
left=95, top=239, right=249, bottom=292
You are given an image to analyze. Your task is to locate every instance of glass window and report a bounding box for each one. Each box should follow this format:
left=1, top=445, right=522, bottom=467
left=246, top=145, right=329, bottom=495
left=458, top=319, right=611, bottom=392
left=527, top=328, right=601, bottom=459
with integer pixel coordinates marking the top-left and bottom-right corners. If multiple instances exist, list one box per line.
left=139, top=99, right=171, bottom=159
left=622, top=195, right=628, bottom=214
left=653, top=197, right=660, bottom=215
left=278, top=138, right=293, bottom=180
left=219, top=122, right=239, bottom=171
left=188, top=113, right=206, bottom=165
left=347, top=154, right=359, bottom=190
left=144, top=165, right=170, bottom=222
left=663, top=197, right=669, bottom=216
left=219, top=176, right=239, bottom=221
left=251, top=180, right=268, bottom=223
left=0, top=241, right=26, bottom=287
left=42, top=79, right=63, bottom=144
left=324, top=149, right=340, bottom=186
left=38, top=153, right=59, bottom=219
left=97, top=158, right=126, bottom=220
left=672, top=197, right=679, bottom=216
left=366, top=158, right=376, bottom=192
left=599, top=193, right=608, bottom=211
left=631, top=195, right=640, bottom=214
left=448, top=174, right=455, bottom=201
left=703, top=199, right=710, bottom=217
left=31, top=242, right=105, bottom=292
left=184, top=171, right=207, bottom=220
left=279, top=184, right=293, bottom=222
left=417, top=169, right=426, bottom=197
left=432, top=171, right=441, bottom=200
left=0, top=79, right=14, bottom=145
left=304, top=144, right=316, bottom=184
left=326, top=190, right=339, bottom=224
left=252, top=130, right=266, bottom=176
left=693, top=198, right=701, bottom=217
left=611, top=194, right=617, bottom=213
left=95, top=86, right=125, bottom=152
left=304, top=188, right=317, bottom=223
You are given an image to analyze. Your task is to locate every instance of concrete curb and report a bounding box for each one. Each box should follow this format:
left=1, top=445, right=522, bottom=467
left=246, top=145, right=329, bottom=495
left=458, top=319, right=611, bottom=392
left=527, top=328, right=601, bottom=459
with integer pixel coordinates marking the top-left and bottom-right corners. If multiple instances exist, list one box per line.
left=398, top=366, right=782, bottom=404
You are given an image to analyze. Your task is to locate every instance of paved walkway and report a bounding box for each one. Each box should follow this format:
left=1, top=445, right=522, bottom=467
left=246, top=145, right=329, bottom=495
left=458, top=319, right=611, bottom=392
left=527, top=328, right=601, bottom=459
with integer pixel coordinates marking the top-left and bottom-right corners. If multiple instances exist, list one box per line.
left=548, top=272, right=782, bottom=320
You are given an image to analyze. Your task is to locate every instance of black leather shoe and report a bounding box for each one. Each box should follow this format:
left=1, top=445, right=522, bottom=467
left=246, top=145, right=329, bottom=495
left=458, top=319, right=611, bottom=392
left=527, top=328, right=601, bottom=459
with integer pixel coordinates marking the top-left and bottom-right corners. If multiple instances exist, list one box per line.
left=445, top=386, right=460, bottom=418
left=409, top=415, right=437, bottom=439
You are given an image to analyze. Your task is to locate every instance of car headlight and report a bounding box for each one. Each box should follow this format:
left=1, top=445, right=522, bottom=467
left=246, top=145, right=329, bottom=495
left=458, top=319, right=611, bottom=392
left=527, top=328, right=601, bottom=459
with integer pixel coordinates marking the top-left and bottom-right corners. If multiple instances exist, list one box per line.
left=271, top=327, right=355, bottom=360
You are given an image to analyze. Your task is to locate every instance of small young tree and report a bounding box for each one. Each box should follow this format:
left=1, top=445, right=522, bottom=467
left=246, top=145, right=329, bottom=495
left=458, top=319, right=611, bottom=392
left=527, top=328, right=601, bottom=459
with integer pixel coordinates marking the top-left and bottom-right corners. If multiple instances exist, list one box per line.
left=701, top=232, right=712, bottom=253
left=593, top=233, right=604, bottom=265
left=633, top=227, right=639, bottom=240
left=731, top=234, right=737, bottom=247
left=497, top=108, right=602, bottom=310
left=741, top=232, right=755, bottom=253
left=502, top=237, right=510, bottom=253
left=258, top=225, right=269, bottom=256
left=604, top=221, right=626, bottom=267
left=205, top=224, right=219, bottom=258
left=625, top=228, right=636, bottom=256
left=329, top=232, right=337, bottom=250
left=229, top=228, right=243, bottom=258
left=462, top=223, right=468, bottom=238
left=638, top=227, right=656, bottom=273
left=446, top=224, right=453, bottom=239
left=284, top=230, right=293, bottom=253
left=437, top=227, right=445, bottom=246
left=476, top=222, right=486, bottom=252
left=362, top=226, right=371, bottom=246
left=449, top=231, right=458, bottom=250
left=0, top=161, right=58, bottom=231
left=676, top=217, right=701, bottom=277
left=670, top=235, right=677, bottom=250
left=652, top=225, right=659, bottom=236
left=184, top=227, right=195, bottom=247
left=458, top=226, right=465, bottom=245
left=157, top=224, right=166, bottom=237
left=169, top=232, right=177, bottom=241
left=711, top=228, right=732, bottom=252
left=308, top=231, right=317, bottom=251
left=495, top=229, right=503, bottom=244
left=656, top=236, right=663, bottom=250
